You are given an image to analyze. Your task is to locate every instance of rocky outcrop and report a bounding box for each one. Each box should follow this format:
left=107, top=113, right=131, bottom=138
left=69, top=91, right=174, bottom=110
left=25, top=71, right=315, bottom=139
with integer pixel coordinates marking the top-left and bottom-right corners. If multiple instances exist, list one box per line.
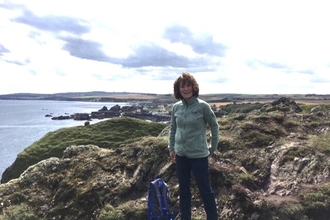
left=0, top=142, right=174, bottom=220
left=90, top=104, right=171, bottom=122
left=260, top=96, right=303, bottom=113
left=1, top=97, right=330, bottom=219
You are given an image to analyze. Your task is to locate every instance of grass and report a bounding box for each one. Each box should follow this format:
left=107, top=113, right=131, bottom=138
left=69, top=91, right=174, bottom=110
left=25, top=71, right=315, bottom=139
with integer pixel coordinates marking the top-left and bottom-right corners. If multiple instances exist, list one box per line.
left=299, top=104, right=330, bottom=112
left=321, top=183, right=330, bottom=195
left=313, top=131, right=330, bottom=154
left=0, top=204, right=38, bottom=220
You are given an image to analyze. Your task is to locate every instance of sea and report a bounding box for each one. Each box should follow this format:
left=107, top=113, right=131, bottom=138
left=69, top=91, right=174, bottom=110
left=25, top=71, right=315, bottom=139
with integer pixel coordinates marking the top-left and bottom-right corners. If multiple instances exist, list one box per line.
left=0, top=99, right=129, bottom=178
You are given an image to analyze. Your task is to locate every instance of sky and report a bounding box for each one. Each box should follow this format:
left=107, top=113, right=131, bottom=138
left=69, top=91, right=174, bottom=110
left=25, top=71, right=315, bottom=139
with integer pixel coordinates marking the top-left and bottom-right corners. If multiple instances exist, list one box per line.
left=0, top=0, right=330, bottom=95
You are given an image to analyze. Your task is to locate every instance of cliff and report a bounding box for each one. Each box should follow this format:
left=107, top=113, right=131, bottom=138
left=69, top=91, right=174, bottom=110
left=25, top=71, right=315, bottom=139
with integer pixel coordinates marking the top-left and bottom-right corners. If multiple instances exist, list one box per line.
left=1, top=97, right=330, bottom=219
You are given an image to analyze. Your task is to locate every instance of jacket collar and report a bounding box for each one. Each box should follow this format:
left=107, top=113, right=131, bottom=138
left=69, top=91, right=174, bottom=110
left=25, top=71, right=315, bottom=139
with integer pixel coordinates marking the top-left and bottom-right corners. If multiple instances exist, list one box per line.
left=182, top=96, right=197, bottom=106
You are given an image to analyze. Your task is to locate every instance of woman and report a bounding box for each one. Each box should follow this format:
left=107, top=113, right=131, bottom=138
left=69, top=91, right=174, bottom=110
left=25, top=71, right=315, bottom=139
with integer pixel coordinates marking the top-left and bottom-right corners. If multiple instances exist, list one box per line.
left=168, top=72, right=219, bottom=220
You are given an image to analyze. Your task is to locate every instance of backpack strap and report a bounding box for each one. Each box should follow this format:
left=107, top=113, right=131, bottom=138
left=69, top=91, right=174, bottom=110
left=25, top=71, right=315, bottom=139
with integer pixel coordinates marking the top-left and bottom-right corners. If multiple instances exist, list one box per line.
left=162, top=181, right=169, bottom=210
left=152, top=179, right=163, bottom=214
left=148, top=181, right=154, bottom=219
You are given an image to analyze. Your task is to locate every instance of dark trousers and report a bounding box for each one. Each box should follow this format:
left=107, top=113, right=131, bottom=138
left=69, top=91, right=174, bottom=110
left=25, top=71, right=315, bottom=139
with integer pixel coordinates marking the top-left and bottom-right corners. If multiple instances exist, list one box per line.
left=176, top=154, right=218, bottom=220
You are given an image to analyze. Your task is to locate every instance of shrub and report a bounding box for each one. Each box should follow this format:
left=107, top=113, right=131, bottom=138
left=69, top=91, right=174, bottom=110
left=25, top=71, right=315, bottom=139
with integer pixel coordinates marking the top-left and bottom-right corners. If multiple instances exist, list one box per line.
left=278, top=203, right=306, bottom=220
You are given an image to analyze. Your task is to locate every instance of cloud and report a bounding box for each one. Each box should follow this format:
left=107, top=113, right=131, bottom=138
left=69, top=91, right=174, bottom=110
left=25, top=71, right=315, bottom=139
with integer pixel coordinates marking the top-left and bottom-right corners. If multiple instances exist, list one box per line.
left=0, top=2, right=22, bottom=10
left=311, top=77, right=330, bottom=83
left=111, top=43, right=209, bottom=69
left=12, top=9, right=90, bottom=35
left=3, top=59, right=30, bottom=66
left=60, top=36, right=109, bottom=62
left=104, top=25, right=226, bottom=70
left=59, top=37, right=214, bottom=71
left=255, top=60, right=289, bottom=69
left=0, top=44, right=10, bottom=56
left=163, top=24, right=227, bottom=56
left=0, top=44, right=29, bottom=65
left=298, top=69, right=314, bottom=75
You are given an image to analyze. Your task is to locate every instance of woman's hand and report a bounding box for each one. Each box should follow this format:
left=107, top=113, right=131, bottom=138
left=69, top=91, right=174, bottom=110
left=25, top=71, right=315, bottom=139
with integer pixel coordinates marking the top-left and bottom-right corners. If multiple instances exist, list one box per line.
left=170, top=151, right=176, bottom=161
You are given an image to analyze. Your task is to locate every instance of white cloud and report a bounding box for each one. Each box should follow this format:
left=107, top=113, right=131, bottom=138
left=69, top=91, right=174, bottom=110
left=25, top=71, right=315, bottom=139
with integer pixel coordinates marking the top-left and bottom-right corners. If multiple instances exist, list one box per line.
left=0, top=0, right=330, bottom=95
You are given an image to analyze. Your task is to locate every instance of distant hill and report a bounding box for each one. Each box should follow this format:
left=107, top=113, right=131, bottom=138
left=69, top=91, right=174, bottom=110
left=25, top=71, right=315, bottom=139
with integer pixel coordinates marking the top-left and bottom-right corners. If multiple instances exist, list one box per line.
left=0, top=91, right=167, bottom=102
left=1, top=91, right=330, bottom=105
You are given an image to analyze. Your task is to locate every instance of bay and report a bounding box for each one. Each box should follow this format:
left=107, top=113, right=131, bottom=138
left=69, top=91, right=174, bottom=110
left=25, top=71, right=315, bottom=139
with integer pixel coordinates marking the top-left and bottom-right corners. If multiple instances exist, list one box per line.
left=0, top=99, right=128, bottom=177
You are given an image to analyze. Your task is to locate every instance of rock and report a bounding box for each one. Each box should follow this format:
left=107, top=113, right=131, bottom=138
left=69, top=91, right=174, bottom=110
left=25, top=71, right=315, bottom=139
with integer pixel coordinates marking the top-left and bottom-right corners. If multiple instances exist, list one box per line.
left=109, top=104, right=121, bottom=112
left=74, top=113, right=90, bottom=120
left=51, top=115, right=71, bottom=120
left=98, top=106, right=108, bottom=111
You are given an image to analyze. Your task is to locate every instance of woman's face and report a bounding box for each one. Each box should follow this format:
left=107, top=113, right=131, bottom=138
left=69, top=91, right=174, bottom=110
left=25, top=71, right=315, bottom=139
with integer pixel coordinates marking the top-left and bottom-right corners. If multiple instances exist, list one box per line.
left=179, top=81, right=193, bottom=100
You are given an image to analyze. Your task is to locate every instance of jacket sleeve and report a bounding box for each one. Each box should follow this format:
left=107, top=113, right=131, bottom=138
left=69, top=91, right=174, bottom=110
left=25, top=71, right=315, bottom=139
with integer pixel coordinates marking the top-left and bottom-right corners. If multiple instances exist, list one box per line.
left=168, top=105, right=176, bottom=151
left=204, top=104, right=219, bottom=154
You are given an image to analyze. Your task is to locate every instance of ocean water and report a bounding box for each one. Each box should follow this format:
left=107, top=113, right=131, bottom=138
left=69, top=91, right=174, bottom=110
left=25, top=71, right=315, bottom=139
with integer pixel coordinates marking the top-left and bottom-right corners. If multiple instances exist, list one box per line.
left=0, top=99, right=128, bottom=177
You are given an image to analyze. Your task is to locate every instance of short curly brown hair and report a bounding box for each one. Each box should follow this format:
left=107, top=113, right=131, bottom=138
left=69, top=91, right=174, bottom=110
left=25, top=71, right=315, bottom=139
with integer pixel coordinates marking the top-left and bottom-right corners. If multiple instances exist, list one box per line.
left=173, top=72, right=199, bottom=100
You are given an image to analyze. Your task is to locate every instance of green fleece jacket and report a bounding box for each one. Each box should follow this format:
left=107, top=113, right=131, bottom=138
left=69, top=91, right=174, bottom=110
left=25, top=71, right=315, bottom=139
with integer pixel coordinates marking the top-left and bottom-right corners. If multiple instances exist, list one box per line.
left=168, top=96, right=219, bottom=158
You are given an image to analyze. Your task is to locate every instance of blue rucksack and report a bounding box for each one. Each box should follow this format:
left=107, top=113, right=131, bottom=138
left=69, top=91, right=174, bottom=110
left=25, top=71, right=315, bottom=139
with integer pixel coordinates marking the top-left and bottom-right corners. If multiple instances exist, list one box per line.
left=148, top=178, right=174, bottom=220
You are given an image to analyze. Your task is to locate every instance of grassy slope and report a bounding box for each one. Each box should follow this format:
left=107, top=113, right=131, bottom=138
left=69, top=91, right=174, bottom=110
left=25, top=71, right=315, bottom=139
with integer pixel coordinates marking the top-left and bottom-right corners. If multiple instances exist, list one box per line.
left=4, top=117, right=167, bottom=182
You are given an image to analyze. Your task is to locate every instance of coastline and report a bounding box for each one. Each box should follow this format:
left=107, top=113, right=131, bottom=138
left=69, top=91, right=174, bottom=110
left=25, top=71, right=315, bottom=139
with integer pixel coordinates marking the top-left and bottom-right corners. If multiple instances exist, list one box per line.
left=0, top=100, right=128, bottom=177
